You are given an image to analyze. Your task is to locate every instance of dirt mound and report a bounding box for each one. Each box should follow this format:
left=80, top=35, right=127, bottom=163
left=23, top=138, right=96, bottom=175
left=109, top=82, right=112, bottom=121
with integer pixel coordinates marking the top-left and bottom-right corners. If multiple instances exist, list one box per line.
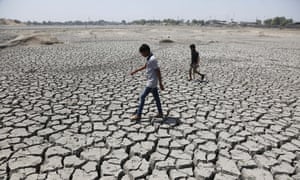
left=0, top=34, right=63, bottom=49
left=0, top=18, right=25, bottom=26
left=159, top=39, right=174, bottom=43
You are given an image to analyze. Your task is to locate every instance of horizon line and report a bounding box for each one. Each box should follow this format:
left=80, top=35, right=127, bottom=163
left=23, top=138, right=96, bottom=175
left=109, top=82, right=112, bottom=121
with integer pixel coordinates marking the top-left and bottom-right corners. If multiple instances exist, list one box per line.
left=1, top=17, right=298, bottom=23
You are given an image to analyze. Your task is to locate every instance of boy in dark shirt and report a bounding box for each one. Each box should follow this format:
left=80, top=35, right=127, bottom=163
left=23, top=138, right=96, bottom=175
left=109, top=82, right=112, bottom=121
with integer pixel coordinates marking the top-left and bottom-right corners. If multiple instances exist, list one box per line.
left=189, top=44, right=205, bottom=81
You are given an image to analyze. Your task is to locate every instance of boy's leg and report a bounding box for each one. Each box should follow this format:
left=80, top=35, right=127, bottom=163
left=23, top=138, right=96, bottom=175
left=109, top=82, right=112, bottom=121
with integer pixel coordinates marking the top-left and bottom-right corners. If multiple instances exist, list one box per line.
left=136, top=87, right=151, bottom=117
left=189, top=66, right=193, bottom=80
left=200, top=73, right=205, bottom=81
left=151, top=87, right=163, bottom=116
left=194, top=67, right=205, bottom=80
left=193, top=66, right=197, bottom=79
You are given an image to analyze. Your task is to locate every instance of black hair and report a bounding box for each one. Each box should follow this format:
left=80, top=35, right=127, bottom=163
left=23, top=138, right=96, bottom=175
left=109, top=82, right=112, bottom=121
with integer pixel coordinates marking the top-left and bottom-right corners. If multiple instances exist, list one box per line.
left=190, top=44, right=196, bottom=49
left=139, top=44, right=151, bottom=53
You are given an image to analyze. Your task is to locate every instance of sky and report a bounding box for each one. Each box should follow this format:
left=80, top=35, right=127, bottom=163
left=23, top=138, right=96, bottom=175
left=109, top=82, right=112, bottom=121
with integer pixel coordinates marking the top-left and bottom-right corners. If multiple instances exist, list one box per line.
left=0, top=0, right=299, bottom=22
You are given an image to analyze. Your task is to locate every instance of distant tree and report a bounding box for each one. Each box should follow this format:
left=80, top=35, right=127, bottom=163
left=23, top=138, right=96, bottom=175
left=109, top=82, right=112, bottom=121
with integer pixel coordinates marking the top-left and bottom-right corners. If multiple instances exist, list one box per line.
left=178, top=19, right=185, bottom=25
left=256, top=19, right=262, bottom=25
left=271, top=17, right=281, bottom=26
left=199, top=20, right=205, bottom=25
left=281, top=18, right=293, bottom=26
left=163, top=19, right=176, bottom=25
left=264, top=17, right=293, bottom=27
left=264, top=18, right=272, bottom=25
left=14, top=19, right=22, bottom=24
left=32, top=21, right=39, bottom=25
left=147, top=19, right=161, bottom=25
left=186, top=20, right=190, bottom=25
left=270, top=16, right=293, bottom=26
left=121, top=20, right=126, bottom=24
left=191, top=19, right=197, bottom=25
left=131, top=19, right=146, bottom=25
left=191, top=19, right=204, bottom=25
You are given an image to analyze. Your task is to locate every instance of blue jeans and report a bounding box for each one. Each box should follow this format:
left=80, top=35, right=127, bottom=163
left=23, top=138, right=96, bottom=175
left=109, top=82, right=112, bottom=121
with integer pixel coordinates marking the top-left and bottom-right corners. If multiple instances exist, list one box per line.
left=137, top=87, right=163, bottom=116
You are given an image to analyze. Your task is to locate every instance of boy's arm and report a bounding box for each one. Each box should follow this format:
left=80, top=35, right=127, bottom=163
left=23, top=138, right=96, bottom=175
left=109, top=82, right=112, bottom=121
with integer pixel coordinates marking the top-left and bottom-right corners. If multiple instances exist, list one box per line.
left=156, top=68, right=164, bottom=90
left=130, top=64, right=146, bottom=75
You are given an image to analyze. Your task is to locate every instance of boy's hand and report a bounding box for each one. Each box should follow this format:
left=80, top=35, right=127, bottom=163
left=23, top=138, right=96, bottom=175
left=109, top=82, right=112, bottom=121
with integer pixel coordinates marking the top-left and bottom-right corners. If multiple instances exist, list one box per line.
left=159, top=83, right=165, bottom=91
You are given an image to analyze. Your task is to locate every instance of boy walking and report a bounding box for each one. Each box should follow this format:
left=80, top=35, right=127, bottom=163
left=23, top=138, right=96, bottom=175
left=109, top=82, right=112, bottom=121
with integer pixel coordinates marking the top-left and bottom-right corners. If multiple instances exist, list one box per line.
left=189, top=44, right=205, bottom=81
left=130, top=44, right=164, bottom=121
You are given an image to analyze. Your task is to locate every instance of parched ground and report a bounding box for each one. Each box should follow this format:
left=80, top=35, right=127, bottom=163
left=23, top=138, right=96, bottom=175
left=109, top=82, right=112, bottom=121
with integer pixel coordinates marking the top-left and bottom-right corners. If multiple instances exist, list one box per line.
left=0, top=26, right=300, bottom=180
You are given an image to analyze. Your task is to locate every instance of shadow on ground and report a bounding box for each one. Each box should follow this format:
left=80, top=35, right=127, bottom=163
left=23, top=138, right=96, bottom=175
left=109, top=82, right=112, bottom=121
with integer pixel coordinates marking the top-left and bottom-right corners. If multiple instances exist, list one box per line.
left=151, top=116, right=181, bottom=126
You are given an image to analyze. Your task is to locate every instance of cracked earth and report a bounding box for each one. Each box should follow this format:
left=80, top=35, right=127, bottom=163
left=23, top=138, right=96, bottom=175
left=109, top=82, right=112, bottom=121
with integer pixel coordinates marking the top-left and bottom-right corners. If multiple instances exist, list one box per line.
left=0, top=26, right=300, bottom=180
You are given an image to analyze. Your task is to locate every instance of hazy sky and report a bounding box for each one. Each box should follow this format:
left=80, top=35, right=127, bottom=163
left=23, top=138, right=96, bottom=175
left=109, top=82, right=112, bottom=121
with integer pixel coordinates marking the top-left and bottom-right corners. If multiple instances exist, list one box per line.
left=0, top=0, right=299, bottom=22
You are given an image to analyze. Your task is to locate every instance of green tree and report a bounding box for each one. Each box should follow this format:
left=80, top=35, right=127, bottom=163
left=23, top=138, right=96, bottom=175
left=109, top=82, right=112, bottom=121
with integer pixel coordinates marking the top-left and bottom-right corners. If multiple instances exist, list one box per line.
left=191, top=19, right=204, bottom=25
left=271, top=17, right=281, bottom=25
left=270, top=16, right=293, bottom=26
left=281, top=18, right=293, bottom=26
left=264, top=18, right=272, bottom=25
left=256, top=19, right=262, bottom=25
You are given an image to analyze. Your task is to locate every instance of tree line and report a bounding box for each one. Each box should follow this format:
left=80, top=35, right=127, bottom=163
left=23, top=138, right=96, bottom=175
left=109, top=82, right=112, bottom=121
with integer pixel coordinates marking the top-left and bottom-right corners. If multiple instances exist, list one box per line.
left=25, top=17, right=295, bottom=27
left=263, top=17, right=293, bottom=26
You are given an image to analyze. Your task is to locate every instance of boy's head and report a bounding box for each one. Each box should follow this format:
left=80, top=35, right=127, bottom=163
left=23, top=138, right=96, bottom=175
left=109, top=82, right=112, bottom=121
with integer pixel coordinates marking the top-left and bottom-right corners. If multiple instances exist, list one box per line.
left=190, top=44, right=196, bottom=50
left=139, top=44, right=151, bottom=57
